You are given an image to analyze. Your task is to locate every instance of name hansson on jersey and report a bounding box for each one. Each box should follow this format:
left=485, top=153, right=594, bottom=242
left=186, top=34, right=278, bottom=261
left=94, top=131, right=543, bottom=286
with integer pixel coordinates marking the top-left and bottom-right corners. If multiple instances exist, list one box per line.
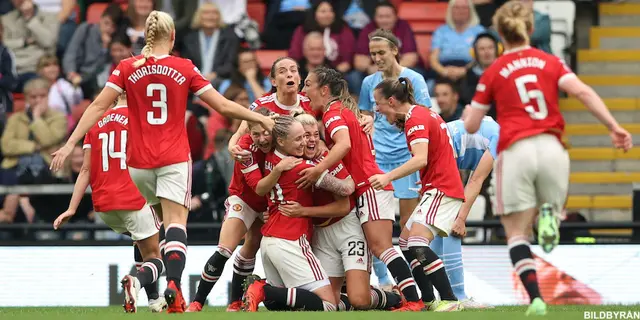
left=98, top=112, right=128, bottom=128
left=499, top=57, right=547, bottom=78
left=125, top=65, right=187, bottom=85
left=407, top=124, right=424, bottom=135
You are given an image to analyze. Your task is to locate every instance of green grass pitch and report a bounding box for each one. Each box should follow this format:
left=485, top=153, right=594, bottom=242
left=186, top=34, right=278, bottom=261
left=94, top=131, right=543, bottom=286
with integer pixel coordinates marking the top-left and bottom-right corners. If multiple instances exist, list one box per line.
left=1, top=305, right=639, bottom=320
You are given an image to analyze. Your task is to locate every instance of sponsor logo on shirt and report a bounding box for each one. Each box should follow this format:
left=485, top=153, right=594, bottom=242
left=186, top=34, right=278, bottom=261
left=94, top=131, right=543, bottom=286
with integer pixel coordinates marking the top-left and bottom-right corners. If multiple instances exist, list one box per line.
left=112, top=69, right=120, bottom=76
left=324, top=116, right=341, bottom=128
left=407, top=125, right=425, bottom=136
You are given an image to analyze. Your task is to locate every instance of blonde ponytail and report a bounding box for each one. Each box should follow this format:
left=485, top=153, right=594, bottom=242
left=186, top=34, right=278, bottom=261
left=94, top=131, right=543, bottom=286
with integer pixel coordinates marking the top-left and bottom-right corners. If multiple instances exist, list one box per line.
left=133, top=11, right=175, bottom=68
left=494, top=1, right=533, bottom=46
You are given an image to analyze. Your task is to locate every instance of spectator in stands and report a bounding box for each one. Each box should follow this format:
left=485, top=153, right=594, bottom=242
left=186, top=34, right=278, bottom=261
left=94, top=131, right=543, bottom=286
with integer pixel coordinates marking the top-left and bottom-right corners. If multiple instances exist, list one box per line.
left=92, top=33, right=133, bottom=95
left=32, top=0, right=76, bottom=58
left=354, top=1, right=423, bottom=77
left=263, top=0, right=310, bottom=49
left=459, top=32, right=499, bottom=107
left=297, top=32, right=331, bottom=83
left=0, top=78, right=67, bottom=224
left=0, top=23, right=17, bottom=115
left=520, top=0, right=552, bottom=53
left=434, top=79, right=463, bottom=122
left=212, top=0, right=247, bottom=25
left=37, top=55, right=82, bottom=132
left=181, top=3, right=239, bottom=83
left=164, top=0, right=198, bottom=37
left=2, top=0, right=59, bottom=92
left=122, top=0, right=155, bottom=55
left=217, top=47, right=271, bottom=103
left=472, top=0, right=497, bottom=28
left=430, top=0, right=485, bottom=83
left=288, top=1, right=358, bottom=92
left=62, top=3, right=123, bottom=99
left=203, top=84, right=250, bottom=159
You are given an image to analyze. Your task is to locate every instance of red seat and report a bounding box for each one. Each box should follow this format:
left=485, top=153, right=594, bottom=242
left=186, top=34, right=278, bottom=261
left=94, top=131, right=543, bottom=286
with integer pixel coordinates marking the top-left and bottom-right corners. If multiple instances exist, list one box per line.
left=256, top=50, right=288, bottom=75
left=247, top=2, right=266, bottom=33
left=398, top=2, right=448, bottom=23
left=409, top=21, right=442, bottom=34
left=415, top=34, right=433, bottom=68
left=13, top=99, right=25, bottom=113
left=86, top=3, right=128, bottom=24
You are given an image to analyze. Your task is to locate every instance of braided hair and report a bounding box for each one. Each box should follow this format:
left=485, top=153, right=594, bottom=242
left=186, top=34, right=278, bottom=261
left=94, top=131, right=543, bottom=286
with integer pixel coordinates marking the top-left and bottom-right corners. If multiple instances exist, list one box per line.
left=133, top=11, right=175, bottom=68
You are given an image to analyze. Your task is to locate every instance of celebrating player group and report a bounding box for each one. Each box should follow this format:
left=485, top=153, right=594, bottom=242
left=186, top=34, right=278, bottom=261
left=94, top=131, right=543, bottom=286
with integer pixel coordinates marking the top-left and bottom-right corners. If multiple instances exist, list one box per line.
left=50, top=1, right=631, bottom=316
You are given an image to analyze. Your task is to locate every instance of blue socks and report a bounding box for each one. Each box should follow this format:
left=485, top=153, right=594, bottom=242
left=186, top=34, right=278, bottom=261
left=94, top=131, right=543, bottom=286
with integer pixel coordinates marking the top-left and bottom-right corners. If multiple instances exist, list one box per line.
left=372, top=256, right=392, bottom=286
left=431, top=235, right=466, bottom=300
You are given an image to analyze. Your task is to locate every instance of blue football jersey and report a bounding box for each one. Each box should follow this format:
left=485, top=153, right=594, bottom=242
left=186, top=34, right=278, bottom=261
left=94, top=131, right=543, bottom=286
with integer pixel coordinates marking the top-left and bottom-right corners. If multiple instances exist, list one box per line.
left=447, top=117, right=499, bottom=184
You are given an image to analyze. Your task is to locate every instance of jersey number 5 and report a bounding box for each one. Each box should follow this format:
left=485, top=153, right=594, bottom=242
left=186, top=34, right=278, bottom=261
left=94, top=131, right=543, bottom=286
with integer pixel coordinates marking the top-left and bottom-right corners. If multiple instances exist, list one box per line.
left=515, top=75, right=548, bottom=120
left=147, top=83, right=168, bottom=125
left=98, top=130, right=127, bottom=172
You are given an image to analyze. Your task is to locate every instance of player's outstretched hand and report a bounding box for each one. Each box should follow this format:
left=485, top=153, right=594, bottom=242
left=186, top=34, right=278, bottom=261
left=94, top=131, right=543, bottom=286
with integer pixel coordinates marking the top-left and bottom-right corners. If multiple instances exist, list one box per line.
left=275, top=156, right=302, bottom=173
left=50, top=143, right=73, bottom=172
left=296, top=166, right=321, bottom=189
left=261, top=116, right=275, bottom=133
left=230, top=145, right=252, bottom=162
left=610, top=125, right=633, bottom=152
left=451, top=217, right=466, bottom=238
left=279, top=201, right=305, bottom=218
left=53, top=210, right=75, bottom=230
left=360, top=114, right=374, bottom=135
left=369, top=174, right=390, bottom=191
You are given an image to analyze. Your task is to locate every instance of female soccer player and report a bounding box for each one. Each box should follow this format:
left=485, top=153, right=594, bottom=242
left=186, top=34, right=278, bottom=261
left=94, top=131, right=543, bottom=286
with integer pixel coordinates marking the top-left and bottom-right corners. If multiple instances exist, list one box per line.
left=301, top=67, right=424, bottom=312
left=369, top=78, right=464, bottom=312
left=188, top=108, right=274, bottom=312
left=279, top=112, right=402, bottom=311
left=464, top=1, right=632, bottom=315
left=358, top=28, right=432, bottom=292
left=49, top=10, right=275, bottom=313
left=243, top=116, right=354, bottom=312
left=53, top=93, right=165, bottom=313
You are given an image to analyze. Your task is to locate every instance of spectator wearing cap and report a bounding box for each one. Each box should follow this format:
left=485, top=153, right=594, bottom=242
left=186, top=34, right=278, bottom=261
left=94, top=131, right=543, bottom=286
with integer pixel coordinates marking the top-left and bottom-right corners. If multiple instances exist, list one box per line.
left=180, top=2, right=239, bottom=84
left=354, top=1, right=423, bottom=78
left=459, top=32, right=499, bottom=107
left=430, top=0, right=485, bottom=83
left=2, top=0, right=59, bottom=92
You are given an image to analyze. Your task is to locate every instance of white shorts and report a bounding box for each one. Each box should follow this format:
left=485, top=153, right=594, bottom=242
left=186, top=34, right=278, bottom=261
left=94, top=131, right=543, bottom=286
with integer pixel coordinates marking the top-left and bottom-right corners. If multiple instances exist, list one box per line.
left=128, top=161, right=192, bottom=208
left=261, top=235, right=330, bottom=291
left=96, top=205, right=161, bottom=240
left=224, top=195, right=263, bottom=229
left=356, top=188, right=395, bottom=224
left=491, top=134, right=570, bottom=215
left=406, top=188, right=462, bottom=237
left=312, top=210, right=371, bottom=277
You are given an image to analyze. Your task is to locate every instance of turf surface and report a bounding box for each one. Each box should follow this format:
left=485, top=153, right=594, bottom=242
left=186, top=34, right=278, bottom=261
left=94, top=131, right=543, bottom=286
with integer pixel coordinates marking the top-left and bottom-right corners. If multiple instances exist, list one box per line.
left=1, top=305, right=639, bottom=320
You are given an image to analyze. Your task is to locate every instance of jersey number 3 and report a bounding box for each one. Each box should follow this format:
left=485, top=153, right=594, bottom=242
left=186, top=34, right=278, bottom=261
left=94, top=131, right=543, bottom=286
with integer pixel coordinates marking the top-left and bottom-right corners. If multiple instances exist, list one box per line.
left=147, top=83, right=168, bottom=125
left=515, top=74, right=548, bottom=120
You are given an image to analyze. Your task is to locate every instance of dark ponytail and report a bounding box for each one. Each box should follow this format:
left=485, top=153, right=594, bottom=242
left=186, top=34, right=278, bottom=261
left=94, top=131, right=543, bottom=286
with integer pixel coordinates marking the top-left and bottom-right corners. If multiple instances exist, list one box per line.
left=374, top=77, right=417, bottom=105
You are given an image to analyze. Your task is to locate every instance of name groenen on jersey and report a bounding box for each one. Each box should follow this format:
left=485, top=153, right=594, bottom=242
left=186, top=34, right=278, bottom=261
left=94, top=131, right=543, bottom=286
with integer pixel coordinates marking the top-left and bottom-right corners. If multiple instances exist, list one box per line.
left=121, top=65, right=187, bottom=85
left=499, top=57, right=546, bottom=78
left=98, top=113, right=128, bottom=128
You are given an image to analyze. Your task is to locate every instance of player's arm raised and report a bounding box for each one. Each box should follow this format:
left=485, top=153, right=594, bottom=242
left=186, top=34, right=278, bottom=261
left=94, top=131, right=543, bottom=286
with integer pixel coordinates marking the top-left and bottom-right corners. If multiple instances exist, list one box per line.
left=199, top=89, right=275, bottom=133
left=560, top=76, right=632, bottom=151
left=315, top=172, right=355, bottom=197
left=297, top=129, right=351, bottom=189
left=280, top=195, right=351, bottom=218
left=53, top=148, right=92, bottom=230
left=369, top=141, right=427, bottom=190
left=50, top=87, right=120, bottom=171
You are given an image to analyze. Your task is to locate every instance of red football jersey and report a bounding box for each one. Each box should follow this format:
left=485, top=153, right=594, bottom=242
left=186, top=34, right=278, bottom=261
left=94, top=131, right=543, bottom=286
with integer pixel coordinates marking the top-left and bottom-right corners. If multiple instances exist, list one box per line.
left=250, top=92, right=318, bottom=117
left=261, top=150, right=315, bottom=241
left=228, top=134, right=267, bottom=212
left=106, top=55, right=213, bottom=169
left=83, top=106, right=146, bottom=213
left=322, top=101, right=390, bottom=198
left=404, top=106, right=465, bottom=200
left=471, top=46, right=574, bottom=153
left=312, top=151, right=355, bottom=227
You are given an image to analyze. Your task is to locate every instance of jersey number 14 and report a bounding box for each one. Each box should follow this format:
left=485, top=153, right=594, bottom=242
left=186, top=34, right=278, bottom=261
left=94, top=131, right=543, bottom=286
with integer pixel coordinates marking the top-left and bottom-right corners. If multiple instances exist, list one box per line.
left=98, top=130, right=127, bottom=172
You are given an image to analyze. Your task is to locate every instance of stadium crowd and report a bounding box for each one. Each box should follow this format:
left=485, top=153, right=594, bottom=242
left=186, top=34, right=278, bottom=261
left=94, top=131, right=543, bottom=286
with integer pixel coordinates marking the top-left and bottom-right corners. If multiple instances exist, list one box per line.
left=0, top=0, right=553, bottom=241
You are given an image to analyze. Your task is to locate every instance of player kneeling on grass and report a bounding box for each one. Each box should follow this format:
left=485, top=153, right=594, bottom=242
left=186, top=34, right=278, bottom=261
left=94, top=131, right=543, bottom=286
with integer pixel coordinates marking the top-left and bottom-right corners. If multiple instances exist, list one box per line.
left=188, top=108, right=274, bottom=312
left=276, top=112, right=402, bottom=311
left=53, top=93, right=165, bottom=313
left=244, top=116, right=356, bottom=312
left=369, top=78, right=464, bottom=312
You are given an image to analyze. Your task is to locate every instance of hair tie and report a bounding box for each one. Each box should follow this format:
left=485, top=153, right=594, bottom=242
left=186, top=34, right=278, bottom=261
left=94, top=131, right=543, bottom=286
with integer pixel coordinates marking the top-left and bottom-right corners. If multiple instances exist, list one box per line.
left=371, top=36, right=396, bottom=46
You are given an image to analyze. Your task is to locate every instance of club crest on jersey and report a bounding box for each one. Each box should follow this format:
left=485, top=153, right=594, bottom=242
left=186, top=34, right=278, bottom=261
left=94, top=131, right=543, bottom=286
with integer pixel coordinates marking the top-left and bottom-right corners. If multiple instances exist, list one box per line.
left=324, top=116, right=341, bottom=128
left=407, top=125, right=424, bottom=135
left=242, top=154, right=254, bottom=168
left=232, top=204, right=243, bottom=212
